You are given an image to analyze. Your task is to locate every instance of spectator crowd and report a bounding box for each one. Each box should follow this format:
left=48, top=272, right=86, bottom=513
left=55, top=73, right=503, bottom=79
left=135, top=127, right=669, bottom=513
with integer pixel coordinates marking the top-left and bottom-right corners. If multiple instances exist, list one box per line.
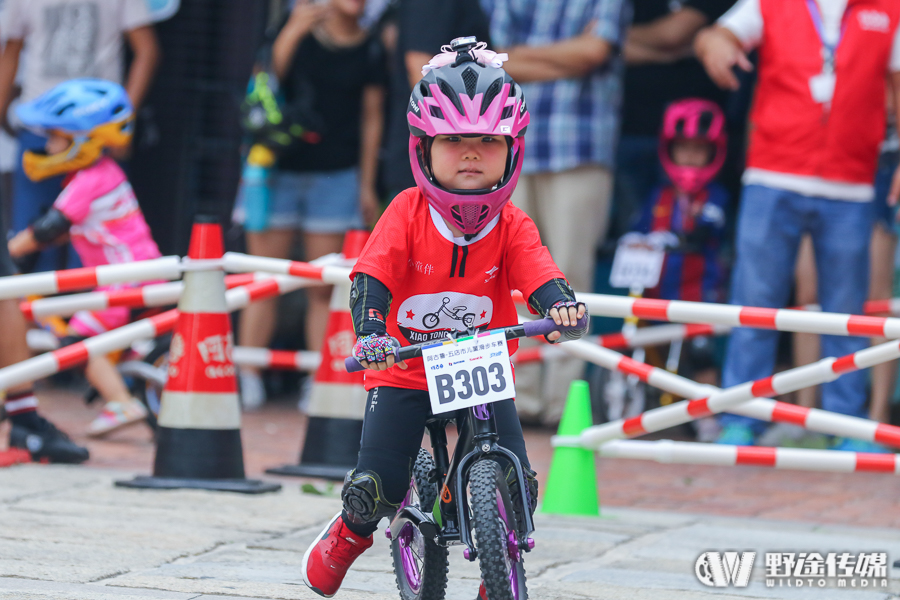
left=2, top=0, right=900, bottom=463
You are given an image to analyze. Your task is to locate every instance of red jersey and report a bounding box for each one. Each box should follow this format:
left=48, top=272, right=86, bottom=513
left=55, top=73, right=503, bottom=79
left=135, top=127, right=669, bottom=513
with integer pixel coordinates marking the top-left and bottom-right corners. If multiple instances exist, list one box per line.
left=351, top=188, right=565, bottom=391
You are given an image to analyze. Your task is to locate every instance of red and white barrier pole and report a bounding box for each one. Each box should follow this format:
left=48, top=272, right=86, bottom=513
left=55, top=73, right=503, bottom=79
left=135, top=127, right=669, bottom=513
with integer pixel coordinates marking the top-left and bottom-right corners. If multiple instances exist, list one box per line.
left=232, top=347, right=320, bottom=372
left=556, top=338, right=900, bottom=449
left=0, top=309, right=180, bottom=392
left=0, top=256, right=181, bottom=301
left=863, top=298, right=900, bottom=316
left=597, top=439, right=900, bottom=474
left=574, top=292, right=900, bottom=338
left=0, top=273, right=316, bottom=392
left=20, top=272, right=324, bottom=320
left=511, top=322, right=732, bottom=365
left=805, top=299, right=900, bottom=317
left=222, top=252, right=352, bottom=285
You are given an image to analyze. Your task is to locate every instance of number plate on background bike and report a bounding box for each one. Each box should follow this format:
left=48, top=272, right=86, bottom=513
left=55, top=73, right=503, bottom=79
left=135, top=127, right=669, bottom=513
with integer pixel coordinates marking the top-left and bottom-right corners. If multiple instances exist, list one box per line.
left=609, top=242, right=665, bottom=289
left=422, top=331, right=512, bottom=415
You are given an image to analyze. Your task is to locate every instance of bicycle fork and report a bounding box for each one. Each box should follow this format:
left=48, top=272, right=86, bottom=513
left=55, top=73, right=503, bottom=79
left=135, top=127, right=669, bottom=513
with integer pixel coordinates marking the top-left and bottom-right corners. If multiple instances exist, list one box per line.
left=451, top=405, right=536, bottom=562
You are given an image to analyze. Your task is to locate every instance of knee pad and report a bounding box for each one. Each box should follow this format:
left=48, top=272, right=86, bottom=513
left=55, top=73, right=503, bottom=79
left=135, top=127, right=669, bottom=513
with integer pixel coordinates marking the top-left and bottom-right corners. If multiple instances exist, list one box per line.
left=505, top=463, right=539, bottom=519
left=341, top=469, right=402, bottom=526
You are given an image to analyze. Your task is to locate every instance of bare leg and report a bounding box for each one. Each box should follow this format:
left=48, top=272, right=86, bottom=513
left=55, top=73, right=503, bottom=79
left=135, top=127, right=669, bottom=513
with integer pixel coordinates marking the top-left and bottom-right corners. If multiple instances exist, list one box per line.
left=84, top=356, right=132, bottom=404
left=0, top=299, right=33, bottom=394
left=302, top=232, right=345, bottom=352
left=238, top=229, right=296, bottom=375
left=793, top=235, right=819, bottom=409
left=868, top=223, right=897, bottom=423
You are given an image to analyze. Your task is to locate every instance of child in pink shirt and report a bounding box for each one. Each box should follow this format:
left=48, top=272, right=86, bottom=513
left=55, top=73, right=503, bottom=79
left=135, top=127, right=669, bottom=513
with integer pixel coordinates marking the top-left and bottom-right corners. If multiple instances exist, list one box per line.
left=9, top=78, right=161, bottom=437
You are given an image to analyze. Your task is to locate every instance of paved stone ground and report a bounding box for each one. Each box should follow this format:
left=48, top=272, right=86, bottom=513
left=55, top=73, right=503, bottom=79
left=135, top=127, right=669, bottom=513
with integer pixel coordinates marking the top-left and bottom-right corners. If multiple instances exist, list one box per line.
left=1, top=387, right=899, bottom=599
left=30, top=387, right=900, bottom=530
left=1, top=465, right=900, bottom=600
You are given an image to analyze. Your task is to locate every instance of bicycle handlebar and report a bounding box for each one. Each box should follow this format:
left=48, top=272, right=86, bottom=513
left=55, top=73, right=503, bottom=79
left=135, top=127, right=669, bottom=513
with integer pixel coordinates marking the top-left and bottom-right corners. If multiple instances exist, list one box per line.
left=344, top=315, right=588, bottom=373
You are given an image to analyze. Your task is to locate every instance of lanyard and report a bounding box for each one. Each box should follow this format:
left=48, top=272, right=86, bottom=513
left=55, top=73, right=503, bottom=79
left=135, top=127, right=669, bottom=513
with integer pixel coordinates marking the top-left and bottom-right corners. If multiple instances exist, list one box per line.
left=805, top=0, right=850, bottom=73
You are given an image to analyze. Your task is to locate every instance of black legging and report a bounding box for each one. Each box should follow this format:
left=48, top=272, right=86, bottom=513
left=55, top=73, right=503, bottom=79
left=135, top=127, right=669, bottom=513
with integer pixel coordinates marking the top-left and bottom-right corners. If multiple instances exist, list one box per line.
left=342, top=386, right=531, bottom=536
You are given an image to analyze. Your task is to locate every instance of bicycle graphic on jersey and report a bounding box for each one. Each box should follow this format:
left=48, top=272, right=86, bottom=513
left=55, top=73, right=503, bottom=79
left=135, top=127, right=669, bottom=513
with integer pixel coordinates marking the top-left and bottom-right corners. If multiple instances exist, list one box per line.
left=423, top=297, right=476, bottom=330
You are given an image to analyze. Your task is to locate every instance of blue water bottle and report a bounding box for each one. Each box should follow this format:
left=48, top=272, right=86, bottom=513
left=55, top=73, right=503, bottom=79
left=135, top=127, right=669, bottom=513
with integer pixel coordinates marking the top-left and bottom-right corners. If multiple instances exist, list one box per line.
left=242, top=144, right=275, bottom=232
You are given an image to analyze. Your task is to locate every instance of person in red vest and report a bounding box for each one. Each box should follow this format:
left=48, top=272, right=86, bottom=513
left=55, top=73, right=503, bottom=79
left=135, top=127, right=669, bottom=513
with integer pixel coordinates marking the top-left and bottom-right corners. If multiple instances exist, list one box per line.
left=694, top=0, right=900, bottom=451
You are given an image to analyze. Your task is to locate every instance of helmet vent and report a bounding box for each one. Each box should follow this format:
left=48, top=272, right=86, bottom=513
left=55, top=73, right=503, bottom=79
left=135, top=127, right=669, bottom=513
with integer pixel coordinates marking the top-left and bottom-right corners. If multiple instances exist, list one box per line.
left=480, top=79, right=502, bottom=115
left=419, top=82, right=430, bottom=97
left=462, top=67, right=478, bottom=99
left=55, top=103, right=75, bottom=116
left=438, top=78, right=464, bottom=114
left=501, top=106, right=513, bottom=120
left=429, top=106, right=444, bottom=119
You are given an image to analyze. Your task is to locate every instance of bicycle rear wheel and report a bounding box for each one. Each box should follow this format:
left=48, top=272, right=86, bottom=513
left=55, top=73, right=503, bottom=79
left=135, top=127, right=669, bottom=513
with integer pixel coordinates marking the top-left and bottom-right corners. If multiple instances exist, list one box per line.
left=469, top=459, right=528, bottom=600
left=391, top=448, right=449, bottom=600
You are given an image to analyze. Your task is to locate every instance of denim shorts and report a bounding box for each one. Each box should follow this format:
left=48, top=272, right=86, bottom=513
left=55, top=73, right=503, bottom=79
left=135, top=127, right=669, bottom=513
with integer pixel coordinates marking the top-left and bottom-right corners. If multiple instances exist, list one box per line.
left=232, top=166, right=363, bottom=233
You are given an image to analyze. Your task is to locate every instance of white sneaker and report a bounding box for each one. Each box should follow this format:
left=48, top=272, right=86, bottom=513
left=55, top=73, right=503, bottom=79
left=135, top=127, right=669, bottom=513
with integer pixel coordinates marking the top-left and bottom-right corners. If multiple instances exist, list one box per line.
left=240, top=371, right=266, bottom=411
left=87, top=397, right=148, bottom=438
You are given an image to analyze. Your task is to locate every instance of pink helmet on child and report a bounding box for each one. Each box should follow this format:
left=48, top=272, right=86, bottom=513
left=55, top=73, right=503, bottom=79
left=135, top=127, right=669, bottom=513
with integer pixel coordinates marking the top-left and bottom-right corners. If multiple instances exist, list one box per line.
left=659, top=98, right=727, bottom=195
left=407, top=37, right=530, bottom=235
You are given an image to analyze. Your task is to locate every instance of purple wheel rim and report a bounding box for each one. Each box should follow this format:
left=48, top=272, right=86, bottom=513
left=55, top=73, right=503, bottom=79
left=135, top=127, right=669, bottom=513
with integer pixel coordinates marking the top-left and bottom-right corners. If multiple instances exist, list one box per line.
left=496, top=490, right=521, bottom=600
left=398, top=522, right=424, bottom=592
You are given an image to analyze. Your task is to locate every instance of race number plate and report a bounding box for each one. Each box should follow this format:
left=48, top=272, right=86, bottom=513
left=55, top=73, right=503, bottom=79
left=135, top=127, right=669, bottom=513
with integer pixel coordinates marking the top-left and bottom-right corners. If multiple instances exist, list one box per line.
left=422, top=331, right=513, bottom=415
left=609, top=242, right=665, bottom=289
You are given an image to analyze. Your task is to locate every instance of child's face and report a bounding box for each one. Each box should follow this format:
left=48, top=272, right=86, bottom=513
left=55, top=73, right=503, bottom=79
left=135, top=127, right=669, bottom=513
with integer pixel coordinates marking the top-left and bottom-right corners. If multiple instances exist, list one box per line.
left=45, top=133, right=70, bottom=155
left=671, top=138, right=713, bottom=168
left=430, top=134, right=508, bottom=190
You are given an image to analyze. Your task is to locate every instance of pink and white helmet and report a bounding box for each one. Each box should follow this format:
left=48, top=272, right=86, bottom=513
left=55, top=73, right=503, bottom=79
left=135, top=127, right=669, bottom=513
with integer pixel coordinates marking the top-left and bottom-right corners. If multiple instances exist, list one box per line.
left=659, top=98, right=727, bottom=195
left=407, top=37, right=530, bottom=235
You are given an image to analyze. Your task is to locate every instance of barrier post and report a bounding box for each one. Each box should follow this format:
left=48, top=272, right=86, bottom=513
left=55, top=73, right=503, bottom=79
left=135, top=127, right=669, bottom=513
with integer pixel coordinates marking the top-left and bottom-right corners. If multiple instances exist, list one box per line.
left=266, top=230, right=370, bottom=480
left=117, top=216, right=280, bottom=493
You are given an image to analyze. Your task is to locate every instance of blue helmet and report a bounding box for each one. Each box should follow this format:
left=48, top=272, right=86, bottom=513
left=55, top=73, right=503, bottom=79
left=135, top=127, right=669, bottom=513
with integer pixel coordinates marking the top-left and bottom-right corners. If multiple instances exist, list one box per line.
left=16, top=78, right=133, bottom=135
left=16, top=79, right=134, bottom=181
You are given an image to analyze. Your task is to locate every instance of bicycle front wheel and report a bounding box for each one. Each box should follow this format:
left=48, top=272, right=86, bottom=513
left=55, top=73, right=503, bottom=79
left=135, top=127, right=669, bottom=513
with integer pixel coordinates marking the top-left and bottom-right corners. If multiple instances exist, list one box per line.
left=469, top=459, right=528, bottom=600
left=391, top=448, right=449, bottom=600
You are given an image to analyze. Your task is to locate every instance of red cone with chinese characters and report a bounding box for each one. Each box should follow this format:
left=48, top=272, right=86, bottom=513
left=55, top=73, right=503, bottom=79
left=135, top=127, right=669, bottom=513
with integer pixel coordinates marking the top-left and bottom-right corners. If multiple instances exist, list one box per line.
left=267, top=230, right=370, bottom=480
left=117, top=216, right=279, bottom=493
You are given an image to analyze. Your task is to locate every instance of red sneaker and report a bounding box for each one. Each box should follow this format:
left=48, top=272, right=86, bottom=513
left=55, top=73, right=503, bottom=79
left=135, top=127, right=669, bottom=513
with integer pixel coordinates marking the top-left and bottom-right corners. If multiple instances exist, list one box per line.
left=302, top=512, right=373, bottom=597
left=477, top=580, right=488, bottom=599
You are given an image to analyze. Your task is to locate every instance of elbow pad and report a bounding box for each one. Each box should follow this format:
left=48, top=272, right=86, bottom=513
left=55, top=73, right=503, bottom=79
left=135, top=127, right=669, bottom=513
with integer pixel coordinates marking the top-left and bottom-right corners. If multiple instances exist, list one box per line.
left=31, top=209, right=72, bottom=245
left=349, top=273, right=392, bottom=337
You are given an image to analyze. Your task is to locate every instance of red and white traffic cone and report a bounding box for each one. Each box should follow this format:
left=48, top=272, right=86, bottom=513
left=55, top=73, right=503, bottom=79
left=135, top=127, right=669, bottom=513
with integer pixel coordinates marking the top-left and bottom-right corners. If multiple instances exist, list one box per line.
left=118, top=216, right=279, bottom=493
left=267, top=230, right=369, bottom=480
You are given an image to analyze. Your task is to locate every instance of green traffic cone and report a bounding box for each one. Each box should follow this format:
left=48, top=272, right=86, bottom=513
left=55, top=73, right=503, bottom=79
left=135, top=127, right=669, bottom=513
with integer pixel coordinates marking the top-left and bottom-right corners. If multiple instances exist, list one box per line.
left=540, top=380, right=600, bottom=516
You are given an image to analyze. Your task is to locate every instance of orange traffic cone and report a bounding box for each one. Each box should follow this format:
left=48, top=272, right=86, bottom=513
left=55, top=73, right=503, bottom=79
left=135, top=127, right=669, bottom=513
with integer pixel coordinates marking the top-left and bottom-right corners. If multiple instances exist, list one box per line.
left=267, top=230, right=369, bottom=480
left=117, top=216, right=280, bottom=493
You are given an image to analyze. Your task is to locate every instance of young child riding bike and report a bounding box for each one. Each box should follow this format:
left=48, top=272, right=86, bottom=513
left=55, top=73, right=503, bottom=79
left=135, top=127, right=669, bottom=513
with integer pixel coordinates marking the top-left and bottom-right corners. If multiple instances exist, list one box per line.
left=301, top=37, right=589, bottom=599
left=633, top=99, right=730, bottom=433
left=7, top=78, right=162, bottom=438
left=634, top=98, right=729, bottom=305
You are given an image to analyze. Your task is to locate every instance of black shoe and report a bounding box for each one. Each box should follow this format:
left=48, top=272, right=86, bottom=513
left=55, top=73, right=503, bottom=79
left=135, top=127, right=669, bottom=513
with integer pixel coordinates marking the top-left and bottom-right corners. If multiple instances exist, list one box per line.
left=9, top=415, right=89, bottom=464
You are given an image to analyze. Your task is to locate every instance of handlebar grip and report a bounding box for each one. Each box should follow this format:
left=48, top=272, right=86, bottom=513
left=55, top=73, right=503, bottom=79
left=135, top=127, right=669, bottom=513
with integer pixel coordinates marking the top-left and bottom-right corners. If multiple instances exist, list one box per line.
left=521, top=315, right=588, bottom=338
left=344, top=356, right=366, bottom=373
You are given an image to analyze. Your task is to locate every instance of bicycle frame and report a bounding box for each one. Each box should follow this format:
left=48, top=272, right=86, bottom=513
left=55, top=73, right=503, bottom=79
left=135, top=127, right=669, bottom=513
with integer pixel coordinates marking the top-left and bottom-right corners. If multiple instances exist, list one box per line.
left=364, top=317, right=587, bottom=558
left=388, top=400, right=535, bottom=561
